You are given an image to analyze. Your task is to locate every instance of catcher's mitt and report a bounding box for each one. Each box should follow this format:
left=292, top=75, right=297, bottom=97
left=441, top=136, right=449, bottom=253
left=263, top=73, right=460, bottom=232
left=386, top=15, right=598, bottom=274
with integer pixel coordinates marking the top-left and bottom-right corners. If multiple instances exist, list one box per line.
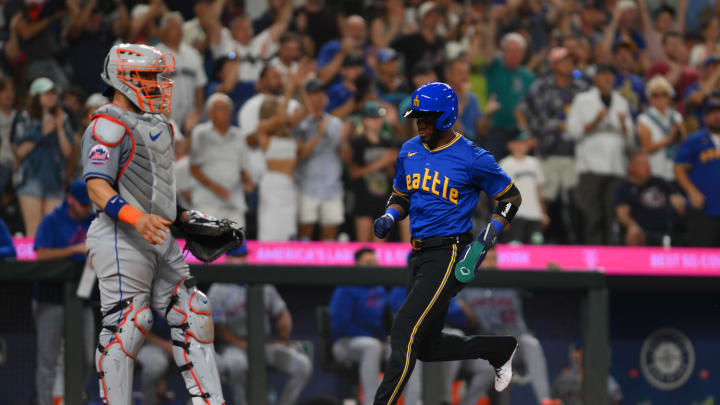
left=179, top=210, right=246, bottom=263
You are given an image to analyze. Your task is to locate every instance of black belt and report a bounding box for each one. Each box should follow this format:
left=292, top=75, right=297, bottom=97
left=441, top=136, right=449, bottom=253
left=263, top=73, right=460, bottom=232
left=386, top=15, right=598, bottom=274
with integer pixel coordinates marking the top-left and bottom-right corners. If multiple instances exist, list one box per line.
left=411, top=233, right=473, bottom=251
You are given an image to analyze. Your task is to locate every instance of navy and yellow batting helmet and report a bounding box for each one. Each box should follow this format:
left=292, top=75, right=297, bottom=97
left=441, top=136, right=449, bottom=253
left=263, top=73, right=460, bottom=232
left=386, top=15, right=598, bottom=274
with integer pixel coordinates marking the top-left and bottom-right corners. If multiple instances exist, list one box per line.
left=404, top=82, right=458, bottom=131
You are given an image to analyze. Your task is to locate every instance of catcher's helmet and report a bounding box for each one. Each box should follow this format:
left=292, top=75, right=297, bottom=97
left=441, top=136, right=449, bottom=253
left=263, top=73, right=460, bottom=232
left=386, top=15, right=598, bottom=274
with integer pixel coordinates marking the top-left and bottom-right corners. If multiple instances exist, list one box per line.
left=404, top=82, right=458, bottom=131
left=102, top=43, right=175, bottom=114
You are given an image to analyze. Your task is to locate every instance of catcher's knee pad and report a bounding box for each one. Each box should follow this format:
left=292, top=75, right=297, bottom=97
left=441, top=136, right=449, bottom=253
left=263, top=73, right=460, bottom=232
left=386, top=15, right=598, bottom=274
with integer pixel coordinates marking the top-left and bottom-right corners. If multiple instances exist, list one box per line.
left=96, top=294, right=152, bottom=405
left=166, top=277, right=225, bottom=405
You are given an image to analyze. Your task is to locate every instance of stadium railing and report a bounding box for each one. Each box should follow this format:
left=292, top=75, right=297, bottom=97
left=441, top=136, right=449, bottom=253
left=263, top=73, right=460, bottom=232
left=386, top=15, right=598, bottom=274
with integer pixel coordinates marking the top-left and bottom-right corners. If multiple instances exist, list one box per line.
left=0, top=260, right=609, bottom=405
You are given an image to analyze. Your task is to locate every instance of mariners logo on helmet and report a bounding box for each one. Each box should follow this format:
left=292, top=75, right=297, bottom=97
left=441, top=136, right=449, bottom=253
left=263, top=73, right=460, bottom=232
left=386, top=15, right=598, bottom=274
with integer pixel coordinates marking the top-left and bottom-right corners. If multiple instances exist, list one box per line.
left=404, top=82, right=458, bottom=131
left=88, top=144, right=110, bottom=165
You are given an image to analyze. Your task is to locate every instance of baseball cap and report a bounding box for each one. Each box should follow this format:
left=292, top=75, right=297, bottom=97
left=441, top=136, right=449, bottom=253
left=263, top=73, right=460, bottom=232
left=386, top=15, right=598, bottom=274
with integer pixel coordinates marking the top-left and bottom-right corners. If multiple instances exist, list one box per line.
left=85, top=93, right=109, bottom=109
left=510, top=130, right=531, bottom=142
left=342, top=53, right=365, bottom=67
left=548, top=47, right=570, bottom=63
left=377, top=48, right=398, bottom=64
left=29, top=77, right=55, bottom=97
left=616, top=0, right=637, bottom=12
left=304, top=78, right=326, bottom=93
left=69, top=179, right=91, bottom=205
left=131, top=4, right=150, bottom=19
left=418, top=1, right=438, bottom=20
left=703, top=54, right=720, bottom=68
left=613, top=38, right=637, bottom=54
left=362, top=101, right=387, bottom=118
left=594, top=64, right=617, bottom=76
left=703, top=91, right=720, bottom=113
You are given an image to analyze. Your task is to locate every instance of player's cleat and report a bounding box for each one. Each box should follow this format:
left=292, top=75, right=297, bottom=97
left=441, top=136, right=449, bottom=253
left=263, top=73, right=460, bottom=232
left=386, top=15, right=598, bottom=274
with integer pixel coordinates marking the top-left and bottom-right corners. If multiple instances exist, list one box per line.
left=494, top=343, right=518, bottom=392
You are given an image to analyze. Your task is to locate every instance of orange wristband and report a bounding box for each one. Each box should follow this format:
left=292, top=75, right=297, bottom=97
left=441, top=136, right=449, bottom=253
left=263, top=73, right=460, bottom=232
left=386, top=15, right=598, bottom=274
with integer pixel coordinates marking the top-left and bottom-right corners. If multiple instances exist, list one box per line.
left=118, top=204, right=143, bottom=226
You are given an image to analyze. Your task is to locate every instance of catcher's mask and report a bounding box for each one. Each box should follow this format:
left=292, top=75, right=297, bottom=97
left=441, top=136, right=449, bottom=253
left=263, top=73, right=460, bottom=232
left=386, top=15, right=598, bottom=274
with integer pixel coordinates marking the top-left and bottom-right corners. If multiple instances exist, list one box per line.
left=102, top=43, right=175, bottom=114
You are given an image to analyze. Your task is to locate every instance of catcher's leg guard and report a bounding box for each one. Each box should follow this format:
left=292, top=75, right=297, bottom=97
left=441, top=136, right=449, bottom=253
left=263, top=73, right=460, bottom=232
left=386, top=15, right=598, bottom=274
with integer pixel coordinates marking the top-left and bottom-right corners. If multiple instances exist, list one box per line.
left=166, top=277, right=225, bottom=405
left=96, top=294, right=153, bottom=405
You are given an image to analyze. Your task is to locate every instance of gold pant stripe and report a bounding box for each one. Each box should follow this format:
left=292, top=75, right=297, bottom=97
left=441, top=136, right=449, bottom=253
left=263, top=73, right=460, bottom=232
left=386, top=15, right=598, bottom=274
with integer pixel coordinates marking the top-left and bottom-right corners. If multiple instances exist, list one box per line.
left=386, top=244, right=457, bottom=405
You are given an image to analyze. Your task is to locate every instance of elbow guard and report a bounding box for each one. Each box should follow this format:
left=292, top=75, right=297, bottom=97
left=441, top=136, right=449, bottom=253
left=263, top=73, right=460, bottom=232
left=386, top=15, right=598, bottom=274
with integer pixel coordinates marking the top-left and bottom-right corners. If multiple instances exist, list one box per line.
left=494, top=201, right=519, bottom=223
left=386, top=194, right=410, bottom=218
left=494, top=184, right=520, bottom=223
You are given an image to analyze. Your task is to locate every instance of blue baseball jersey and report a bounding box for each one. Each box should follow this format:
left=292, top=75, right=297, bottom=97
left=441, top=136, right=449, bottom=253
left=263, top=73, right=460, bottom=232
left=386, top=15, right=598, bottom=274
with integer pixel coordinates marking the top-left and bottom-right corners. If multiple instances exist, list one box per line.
left=0, top=219, right=15, bottom=259
left=33, top=201, right=94, bottom=303
left=675, top=129, right=720, bottom=216
left=392, top=134, right=513, bottom=239
left=329, top=286, right=388, bottom=341
left=34, top=201, right=94, bottom=261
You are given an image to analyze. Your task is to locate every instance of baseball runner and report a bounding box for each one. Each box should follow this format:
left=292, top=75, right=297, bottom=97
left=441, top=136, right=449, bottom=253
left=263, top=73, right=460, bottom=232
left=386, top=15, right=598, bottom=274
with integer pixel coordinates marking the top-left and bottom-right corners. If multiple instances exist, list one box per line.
left=372, top=82, right=522, bottom=405
left=81, top=43, right=242, bottom=405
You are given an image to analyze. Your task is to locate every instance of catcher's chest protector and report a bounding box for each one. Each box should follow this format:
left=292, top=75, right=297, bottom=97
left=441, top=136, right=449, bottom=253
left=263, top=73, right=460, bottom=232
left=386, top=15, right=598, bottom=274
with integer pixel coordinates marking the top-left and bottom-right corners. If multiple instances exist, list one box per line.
left=96, top=104, right=177, bottom=221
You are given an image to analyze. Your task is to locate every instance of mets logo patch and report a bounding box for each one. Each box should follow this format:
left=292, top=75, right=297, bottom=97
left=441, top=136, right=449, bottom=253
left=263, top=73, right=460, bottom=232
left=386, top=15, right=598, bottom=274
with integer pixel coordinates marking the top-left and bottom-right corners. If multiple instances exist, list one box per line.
left=88, top=144, right=110, bottom=165
left=640, top=328, right=695, bottom=391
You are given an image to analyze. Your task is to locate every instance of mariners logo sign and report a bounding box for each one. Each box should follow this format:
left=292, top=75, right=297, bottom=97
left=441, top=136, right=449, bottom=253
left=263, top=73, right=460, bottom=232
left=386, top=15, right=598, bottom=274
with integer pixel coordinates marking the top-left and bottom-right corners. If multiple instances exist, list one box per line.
left=640, top=328, right=695, bottom=390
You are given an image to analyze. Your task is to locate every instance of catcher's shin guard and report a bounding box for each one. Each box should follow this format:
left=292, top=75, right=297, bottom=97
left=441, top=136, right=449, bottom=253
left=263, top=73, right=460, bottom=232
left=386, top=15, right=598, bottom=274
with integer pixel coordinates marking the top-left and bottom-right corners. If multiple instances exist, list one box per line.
left=166, top=277, right=225, bottom=405
left=96, top=294, right=153, bottom=405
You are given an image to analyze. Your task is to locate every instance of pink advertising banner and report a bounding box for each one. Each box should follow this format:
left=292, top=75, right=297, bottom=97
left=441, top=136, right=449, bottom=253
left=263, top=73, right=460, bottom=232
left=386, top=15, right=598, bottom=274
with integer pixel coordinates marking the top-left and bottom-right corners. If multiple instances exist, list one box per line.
left=11, top=238, right=720, bottom=276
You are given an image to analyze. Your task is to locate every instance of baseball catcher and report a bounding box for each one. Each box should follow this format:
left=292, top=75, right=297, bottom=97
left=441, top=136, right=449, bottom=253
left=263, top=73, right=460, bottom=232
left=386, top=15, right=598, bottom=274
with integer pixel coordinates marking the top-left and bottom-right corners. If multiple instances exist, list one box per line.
left=82, top=43, right=242, bottom=405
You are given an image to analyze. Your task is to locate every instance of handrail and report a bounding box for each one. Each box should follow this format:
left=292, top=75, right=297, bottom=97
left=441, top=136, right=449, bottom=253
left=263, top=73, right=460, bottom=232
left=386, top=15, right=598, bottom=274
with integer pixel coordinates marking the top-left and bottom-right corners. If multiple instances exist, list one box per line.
left=0, top=260, right=609, bottom=405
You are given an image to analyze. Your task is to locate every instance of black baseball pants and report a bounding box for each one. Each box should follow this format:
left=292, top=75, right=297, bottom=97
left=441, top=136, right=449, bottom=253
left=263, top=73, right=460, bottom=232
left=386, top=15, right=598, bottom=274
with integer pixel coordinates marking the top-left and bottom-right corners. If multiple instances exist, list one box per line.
left=373, top=243, right=518, bottom=405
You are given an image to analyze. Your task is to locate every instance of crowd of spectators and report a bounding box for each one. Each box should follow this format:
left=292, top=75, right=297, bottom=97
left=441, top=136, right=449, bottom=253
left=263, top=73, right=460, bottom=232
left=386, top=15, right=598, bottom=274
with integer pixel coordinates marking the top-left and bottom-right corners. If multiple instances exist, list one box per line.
left=5, top=2, right=720, bottom=404
left=0, top=0, right=719, bottom=247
